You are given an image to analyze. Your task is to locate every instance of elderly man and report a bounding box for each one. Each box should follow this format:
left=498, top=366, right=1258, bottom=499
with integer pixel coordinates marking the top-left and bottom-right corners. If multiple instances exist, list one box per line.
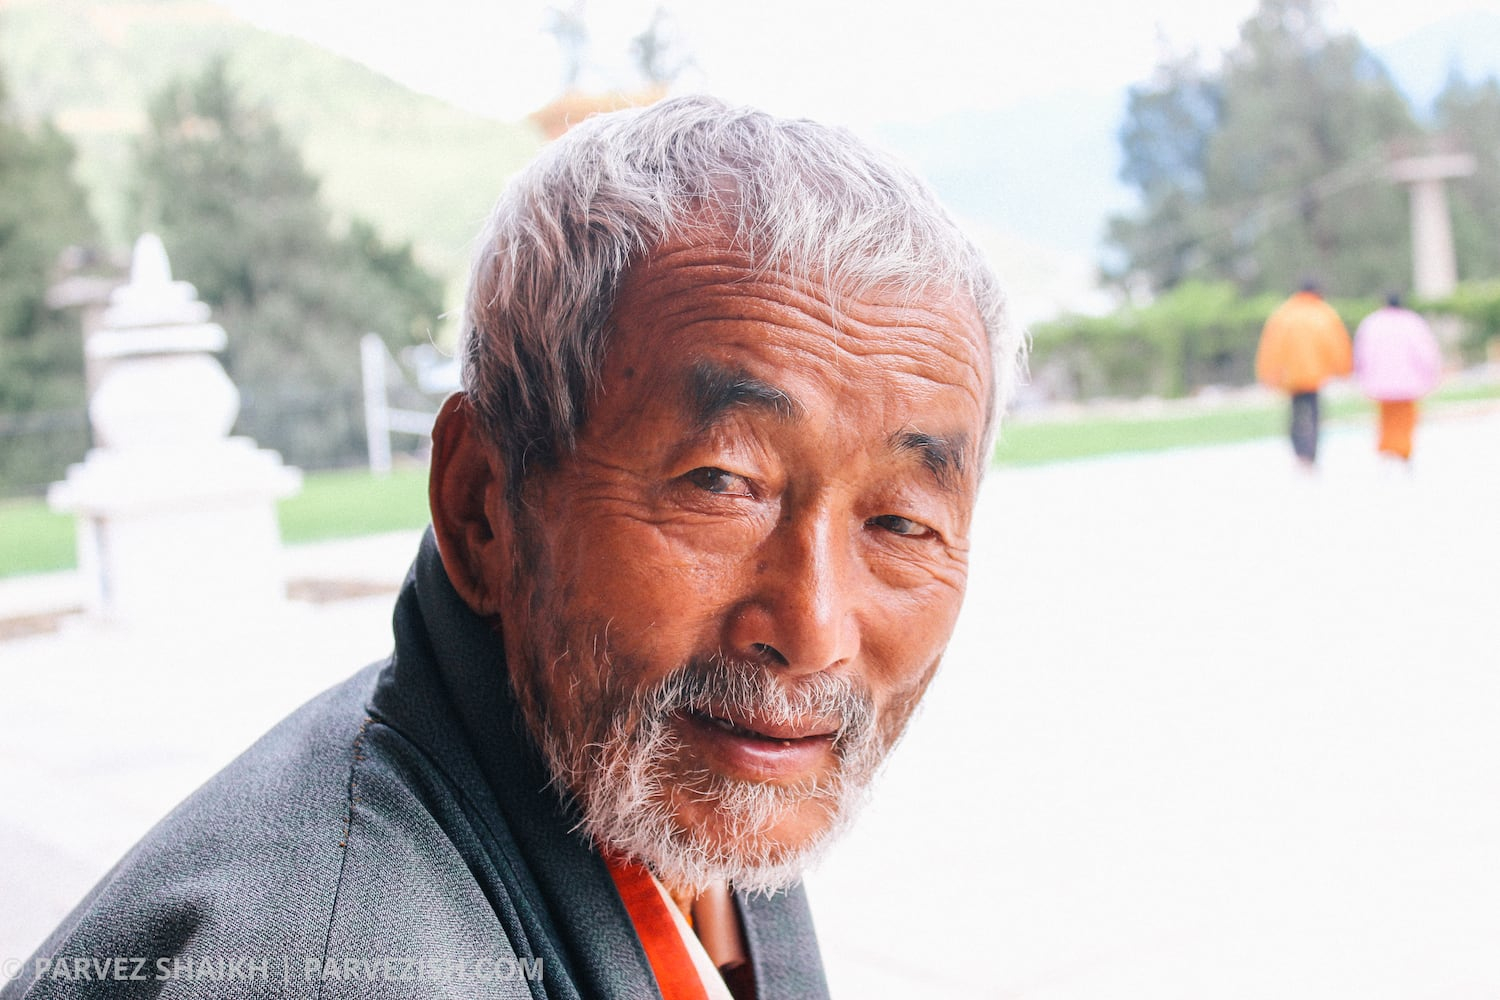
left=4, top=96, right=1021, bottom=1000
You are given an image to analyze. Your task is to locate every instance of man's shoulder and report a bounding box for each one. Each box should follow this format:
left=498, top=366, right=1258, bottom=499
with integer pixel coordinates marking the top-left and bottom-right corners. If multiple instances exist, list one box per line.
left=161, top=660, right=386, bottom=852
left=2, top=664, right=542, bottom=999
left=2, top=668, right=373, bottom=990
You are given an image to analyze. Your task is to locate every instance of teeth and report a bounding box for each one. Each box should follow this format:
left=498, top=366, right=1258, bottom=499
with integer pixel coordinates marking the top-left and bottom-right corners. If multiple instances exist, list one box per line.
left=705, top=713, right=753, bottom=737
left=693, top=710, right=822, bottom=744
left=698, top=711, right=788, bottom=741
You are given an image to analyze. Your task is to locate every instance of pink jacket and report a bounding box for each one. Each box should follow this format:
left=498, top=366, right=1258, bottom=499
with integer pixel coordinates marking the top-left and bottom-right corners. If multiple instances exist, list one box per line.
left=1353, top=306, right=1442, bottom=401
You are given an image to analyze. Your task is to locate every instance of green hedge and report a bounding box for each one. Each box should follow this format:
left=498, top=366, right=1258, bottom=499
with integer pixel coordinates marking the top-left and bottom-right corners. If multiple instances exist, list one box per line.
left=1438, top=280, right=1500, bottom=357
left=1030, top=280, right=1500, bottom=401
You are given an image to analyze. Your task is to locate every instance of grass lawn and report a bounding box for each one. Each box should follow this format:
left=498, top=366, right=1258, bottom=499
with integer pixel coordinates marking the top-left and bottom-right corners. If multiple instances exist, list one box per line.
left=3, top=379, right=1495, bottom=579
left=0, top=501, right=81, bottom=580
left=993, top=380, right=1499, bottom=466
left=994, top=404, right=1288, bottom=465
left=1, top=465, right=431, bottom=580
left=274, top=466, right=431, bottom=544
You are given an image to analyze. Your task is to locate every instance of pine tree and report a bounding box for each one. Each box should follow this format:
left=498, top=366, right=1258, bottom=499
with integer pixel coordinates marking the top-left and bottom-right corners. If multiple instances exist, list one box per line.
left=1434, top=76, right=1500, bottom=282
left=1107, top=0, right=1420, bottom=297
left=0, top=67, right=98, bottom=494
left=1105, top=46, right=1222, bottom=292
left=130, top=58, right=444, bottom=469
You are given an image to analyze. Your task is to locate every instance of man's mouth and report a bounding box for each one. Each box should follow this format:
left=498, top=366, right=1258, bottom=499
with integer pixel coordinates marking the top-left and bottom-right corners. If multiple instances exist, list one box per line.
left=679, top=709, right=840, bottom=779
left=688, top=708, right=839, bottom=743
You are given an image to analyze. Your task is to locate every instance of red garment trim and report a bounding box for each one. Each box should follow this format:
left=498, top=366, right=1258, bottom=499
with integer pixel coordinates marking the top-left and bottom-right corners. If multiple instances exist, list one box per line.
left=604, top=853, right=713, bottom=1000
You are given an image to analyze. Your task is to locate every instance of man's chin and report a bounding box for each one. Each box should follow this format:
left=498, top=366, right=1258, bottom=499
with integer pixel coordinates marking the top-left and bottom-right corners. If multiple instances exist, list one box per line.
left=673, top=789, right=835, bottom=858
left=603, top=776, right=862, bottom=895
left=630, top=819, right=829, bottom=896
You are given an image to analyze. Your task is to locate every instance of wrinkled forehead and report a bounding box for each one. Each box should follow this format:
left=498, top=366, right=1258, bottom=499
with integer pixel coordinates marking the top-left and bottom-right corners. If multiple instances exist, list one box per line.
left=610, top=236, right=995, bottom=424
left=601, top=241, right=993, bottom=479
left=622, top=228, right=984, bottom=336
left=645, top=208, right=974, bottom=307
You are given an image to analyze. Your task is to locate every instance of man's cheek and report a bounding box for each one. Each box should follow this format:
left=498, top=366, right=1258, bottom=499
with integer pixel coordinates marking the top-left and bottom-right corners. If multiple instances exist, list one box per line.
left=639, top=529, right=750, bottom=601
left=582, top=570, right=726, bottom=659
left=872, top=655, right=944, bottom=749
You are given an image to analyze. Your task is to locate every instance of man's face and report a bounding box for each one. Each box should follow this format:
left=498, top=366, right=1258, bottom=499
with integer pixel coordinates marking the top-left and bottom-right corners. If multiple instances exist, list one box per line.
left=494, top=238, right=991, bottom=891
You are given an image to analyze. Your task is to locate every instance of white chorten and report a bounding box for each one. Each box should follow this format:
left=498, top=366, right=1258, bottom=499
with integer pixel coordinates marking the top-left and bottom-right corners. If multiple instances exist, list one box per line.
left=49, top=234, right=302, bottom=623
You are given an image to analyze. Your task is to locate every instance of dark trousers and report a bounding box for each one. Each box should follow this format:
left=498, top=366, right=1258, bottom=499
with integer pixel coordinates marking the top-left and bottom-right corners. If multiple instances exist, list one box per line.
left=1290, top=391, right=1320, bottom=462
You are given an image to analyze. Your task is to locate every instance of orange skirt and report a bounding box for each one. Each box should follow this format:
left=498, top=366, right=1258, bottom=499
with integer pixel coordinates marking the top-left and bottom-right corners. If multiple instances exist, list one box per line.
left=1377, top=400, right=1418, bottom=459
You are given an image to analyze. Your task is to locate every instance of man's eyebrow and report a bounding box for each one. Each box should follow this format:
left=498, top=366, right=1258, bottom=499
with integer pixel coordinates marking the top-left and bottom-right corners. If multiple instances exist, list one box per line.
left=890, top=429, right=970, bottom=494
left=684, top=360, right=804, bottom=430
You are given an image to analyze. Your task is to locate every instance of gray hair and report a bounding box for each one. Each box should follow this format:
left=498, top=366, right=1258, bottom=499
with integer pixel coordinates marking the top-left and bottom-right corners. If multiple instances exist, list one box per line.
left=461, top=94, right=1022, bottom=500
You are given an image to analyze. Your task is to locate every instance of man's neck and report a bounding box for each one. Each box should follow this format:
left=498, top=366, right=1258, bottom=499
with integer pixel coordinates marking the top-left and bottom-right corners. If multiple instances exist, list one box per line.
left=661, top=879, right=700, bottom=923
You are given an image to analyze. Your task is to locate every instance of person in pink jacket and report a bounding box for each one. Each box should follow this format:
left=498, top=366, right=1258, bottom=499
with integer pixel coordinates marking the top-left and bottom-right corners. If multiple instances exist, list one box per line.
left=1353, top=293, right=1443, bottom=462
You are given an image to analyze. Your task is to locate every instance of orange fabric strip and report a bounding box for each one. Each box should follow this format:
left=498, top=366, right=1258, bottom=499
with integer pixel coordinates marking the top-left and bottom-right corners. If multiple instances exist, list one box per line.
left=604, top=854, right=713, bottom=1000
left=1378, top=399, right=1418, bottom=459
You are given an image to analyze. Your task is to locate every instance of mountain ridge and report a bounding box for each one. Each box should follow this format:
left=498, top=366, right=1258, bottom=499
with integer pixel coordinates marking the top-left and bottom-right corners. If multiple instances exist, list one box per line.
left=0, top=0, right=541, bottom=294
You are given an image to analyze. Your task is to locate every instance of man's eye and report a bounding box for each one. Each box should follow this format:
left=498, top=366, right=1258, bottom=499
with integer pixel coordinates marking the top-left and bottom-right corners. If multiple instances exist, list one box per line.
left=868, top=514, right=933, bottom=538
left=684, top=467, right=752, bottom=496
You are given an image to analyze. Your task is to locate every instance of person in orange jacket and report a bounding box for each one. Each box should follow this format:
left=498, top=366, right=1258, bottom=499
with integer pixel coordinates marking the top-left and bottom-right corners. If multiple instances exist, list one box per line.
left=1255, top=280, right=1353, bottom=467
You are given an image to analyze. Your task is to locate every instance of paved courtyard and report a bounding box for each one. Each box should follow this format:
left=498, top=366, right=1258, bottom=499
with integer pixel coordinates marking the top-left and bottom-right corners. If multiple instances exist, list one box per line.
left=2, top=403, right=1497, bottom=998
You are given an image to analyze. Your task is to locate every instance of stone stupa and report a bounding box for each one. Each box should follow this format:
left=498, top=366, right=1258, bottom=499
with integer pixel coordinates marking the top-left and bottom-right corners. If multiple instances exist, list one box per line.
left=49, top=234, right=302, bottom=623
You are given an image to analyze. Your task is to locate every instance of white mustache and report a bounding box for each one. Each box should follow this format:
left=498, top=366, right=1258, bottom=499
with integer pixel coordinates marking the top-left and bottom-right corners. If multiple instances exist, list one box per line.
left=637, top=654, right=876, bottom=752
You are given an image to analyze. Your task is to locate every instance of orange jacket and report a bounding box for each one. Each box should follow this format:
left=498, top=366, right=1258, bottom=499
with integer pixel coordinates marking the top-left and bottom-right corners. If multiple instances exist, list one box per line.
left=1255, top=292, right=1353, bottom=393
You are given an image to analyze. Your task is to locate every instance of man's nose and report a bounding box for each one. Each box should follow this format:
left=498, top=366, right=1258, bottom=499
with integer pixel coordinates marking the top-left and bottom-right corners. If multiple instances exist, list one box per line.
left=724, top=510, right=861, bottom=676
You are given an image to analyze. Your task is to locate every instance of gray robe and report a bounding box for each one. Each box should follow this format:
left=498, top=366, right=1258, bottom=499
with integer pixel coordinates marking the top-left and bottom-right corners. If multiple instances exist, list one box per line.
left=2, top=531, right=830, bottom=999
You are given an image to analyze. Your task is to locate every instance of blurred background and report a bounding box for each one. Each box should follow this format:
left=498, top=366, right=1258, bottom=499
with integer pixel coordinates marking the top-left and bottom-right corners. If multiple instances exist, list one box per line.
left=3, top=0, right=1500, bottom=511
left=3, top=1, right=1500, bottom=997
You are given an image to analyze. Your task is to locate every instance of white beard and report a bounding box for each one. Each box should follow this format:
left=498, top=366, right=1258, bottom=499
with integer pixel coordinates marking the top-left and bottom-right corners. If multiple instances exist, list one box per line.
left=524, top=651, right=885, bottom=894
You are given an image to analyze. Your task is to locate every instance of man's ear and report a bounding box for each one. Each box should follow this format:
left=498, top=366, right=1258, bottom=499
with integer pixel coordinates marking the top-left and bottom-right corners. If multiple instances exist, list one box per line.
left=429, top=393, right=512, bottom=617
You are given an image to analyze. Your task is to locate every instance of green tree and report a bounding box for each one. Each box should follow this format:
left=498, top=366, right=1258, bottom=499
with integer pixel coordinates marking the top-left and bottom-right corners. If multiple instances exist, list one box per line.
left=1104, top=46, right=1222, bottom=291
left=130, top=58, right=444, bottom=469
left=0, top=66, right=98, bottom=494
left=630, top=7, right=692, bottom=87
left=1108, top=0, right=1419, bottom=297
left=1434, top=75, right=1500, bottom=281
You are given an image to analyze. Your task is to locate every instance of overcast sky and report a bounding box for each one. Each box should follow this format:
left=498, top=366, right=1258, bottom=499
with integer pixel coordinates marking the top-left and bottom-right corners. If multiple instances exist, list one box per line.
left=215, top=0, right=1500, bottom=127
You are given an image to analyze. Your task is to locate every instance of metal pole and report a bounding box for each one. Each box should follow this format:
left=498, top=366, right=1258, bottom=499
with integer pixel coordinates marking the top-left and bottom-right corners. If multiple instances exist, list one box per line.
left=361, top=333, right=392, bottom=476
